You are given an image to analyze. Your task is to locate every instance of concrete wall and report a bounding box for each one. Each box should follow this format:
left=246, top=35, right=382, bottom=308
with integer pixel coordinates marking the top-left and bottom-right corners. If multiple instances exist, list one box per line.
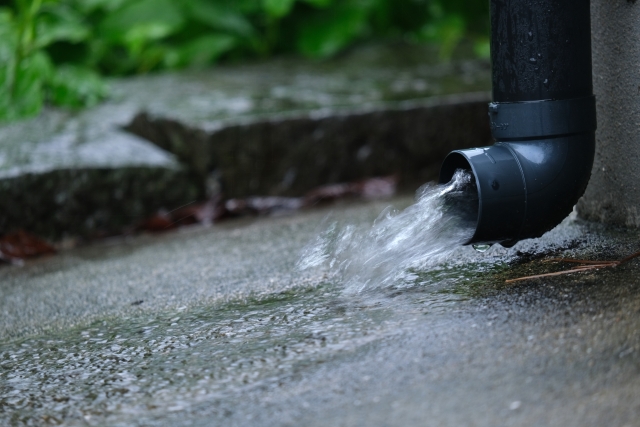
left=577, top=0, right=640, bottom=226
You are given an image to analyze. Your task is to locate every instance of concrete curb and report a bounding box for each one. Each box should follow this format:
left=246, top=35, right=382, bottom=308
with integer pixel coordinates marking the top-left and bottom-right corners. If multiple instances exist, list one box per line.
left=126, top=92, right=492, bottom=198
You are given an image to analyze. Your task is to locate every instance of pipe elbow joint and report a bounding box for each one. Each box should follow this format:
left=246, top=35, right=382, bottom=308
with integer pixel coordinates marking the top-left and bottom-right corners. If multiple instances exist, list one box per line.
left=443, top=0, right=597, bottom=247
left=439, top=96, right=596, bottom=247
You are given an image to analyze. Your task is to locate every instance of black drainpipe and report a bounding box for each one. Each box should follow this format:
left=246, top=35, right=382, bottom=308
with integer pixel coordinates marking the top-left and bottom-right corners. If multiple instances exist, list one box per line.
left=439, top=0, right=597, bottom=247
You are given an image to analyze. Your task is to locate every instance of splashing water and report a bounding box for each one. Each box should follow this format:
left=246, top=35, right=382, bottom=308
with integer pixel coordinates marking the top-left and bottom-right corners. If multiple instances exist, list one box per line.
left=297, top=170, right=479, bottom=293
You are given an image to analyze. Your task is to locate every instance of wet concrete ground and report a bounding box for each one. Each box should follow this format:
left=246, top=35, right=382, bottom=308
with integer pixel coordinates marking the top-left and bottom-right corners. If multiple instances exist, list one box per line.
left=1, top=198, right=639, bottom=426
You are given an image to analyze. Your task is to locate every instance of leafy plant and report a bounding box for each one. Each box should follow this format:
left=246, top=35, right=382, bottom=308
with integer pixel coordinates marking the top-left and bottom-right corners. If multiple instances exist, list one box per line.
left=0, top=0, right=489, bottom=122
left=0, top=0, right=108, bottom=121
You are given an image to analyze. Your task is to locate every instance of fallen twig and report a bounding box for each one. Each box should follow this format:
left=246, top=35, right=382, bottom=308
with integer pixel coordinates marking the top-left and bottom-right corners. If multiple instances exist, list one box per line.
left=505, top=250, right=640, bottom=283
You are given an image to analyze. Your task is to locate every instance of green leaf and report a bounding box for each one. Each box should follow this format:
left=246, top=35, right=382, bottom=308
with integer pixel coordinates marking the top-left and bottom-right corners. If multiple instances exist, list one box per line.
left=263, top=0, right=296, bottom=18
left=0, top=8, right=17, bottom=58
left=300, top=0, right=334, bottom=7
left=419, top=14, right=466, bottom=60
left=183, top=0, right=255, bottom=38
left=0, top=9, right=21, bottom=121
left=0, top=7, right=15, bottom=30
left=297, top=4, right=369, bottom=58
left=0, top=62, right=13, bottom=121
left=176, top=34, right=237, bottom=68
left=6, top=52, right=53, bottom=120
left=99, top=0, right=185, bottom=52
left=48, top=64, right=109, bottom=108
left=124, top=23, right=177, bottom=56
left=473, top=37, right=490, bottom=59
left=73, top=0, right=129, bottom=13
left=35, top=5, right=90, bottom=49
left=231, top=0, right=264, bottom=14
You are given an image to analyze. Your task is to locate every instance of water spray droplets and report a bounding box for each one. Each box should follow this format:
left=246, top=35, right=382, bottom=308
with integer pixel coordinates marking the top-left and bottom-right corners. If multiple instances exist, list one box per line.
left=298, top=170, right=480, bottom=292
left=472, top=244, right=492, bottom=253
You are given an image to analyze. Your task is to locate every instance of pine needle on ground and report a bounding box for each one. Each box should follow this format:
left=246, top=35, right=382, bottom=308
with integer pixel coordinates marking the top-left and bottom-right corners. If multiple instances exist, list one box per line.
left=505, top=250, right=640, bottom=283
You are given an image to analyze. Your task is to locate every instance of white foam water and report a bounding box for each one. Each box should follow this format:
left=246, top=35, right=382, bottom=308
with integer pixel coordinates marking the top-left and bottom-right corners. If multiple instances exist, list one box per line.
left=297, top=170, right=478, bottom=293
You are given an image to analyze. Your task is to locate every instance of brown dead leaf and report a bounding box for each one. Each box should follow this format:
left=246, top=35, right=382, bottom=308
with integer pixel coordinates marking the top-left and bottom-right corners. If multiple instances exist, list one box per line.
left=137, top=211, right=177, bottom=232
left=0, top=230, right=56, bottom=261
left=226, top=197, right=304, bottom=216
left=139, top=175, right=399, bottom=234
left=304, top=175, right=398, bottom=207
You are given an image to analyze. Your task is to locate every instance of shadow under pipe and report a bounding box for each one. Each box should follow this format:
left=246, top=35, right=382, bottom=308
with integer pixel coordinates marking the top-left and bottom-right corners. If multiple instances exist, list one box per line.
left=439, top=0, right=597, bottom=247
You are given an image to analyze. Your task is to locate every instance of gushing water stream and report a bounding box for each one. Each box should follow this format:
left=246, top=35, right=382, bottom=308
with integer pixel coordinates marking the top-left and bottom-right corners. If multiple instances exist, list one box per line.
left=298, top=170, right=479, bottom=292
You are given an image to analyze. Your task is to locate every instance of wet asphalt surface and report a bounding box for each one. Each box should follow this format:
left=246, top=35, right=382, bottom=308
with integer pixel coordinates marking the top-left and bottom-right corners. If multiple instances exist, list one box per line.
left=1, top=198, right=639, bottom=426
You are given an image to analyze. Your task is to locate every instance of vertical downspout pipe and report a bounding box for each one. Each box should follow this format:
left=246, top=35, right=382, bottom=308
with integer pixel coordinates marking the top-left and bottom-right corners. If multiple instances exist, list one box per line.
left=439, top=0, right=597, bottom=247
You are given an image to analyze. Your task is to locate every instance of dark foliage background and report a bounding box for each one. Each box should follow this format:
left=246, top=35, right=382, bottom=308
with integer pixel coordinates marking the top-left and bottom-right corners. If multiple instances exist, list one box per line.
left=0, top=0, right=489, bottom=121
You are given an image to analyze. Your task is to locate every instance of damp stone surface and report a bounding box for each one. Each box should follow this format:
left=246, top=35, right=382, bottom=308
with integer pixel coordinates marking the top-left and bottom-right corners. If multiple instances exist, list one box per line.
left=0, top=110, right=198, bottom=241
left=121, top=43, right=492, bottom=197
left=0, top=43, right=491, bottom=241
